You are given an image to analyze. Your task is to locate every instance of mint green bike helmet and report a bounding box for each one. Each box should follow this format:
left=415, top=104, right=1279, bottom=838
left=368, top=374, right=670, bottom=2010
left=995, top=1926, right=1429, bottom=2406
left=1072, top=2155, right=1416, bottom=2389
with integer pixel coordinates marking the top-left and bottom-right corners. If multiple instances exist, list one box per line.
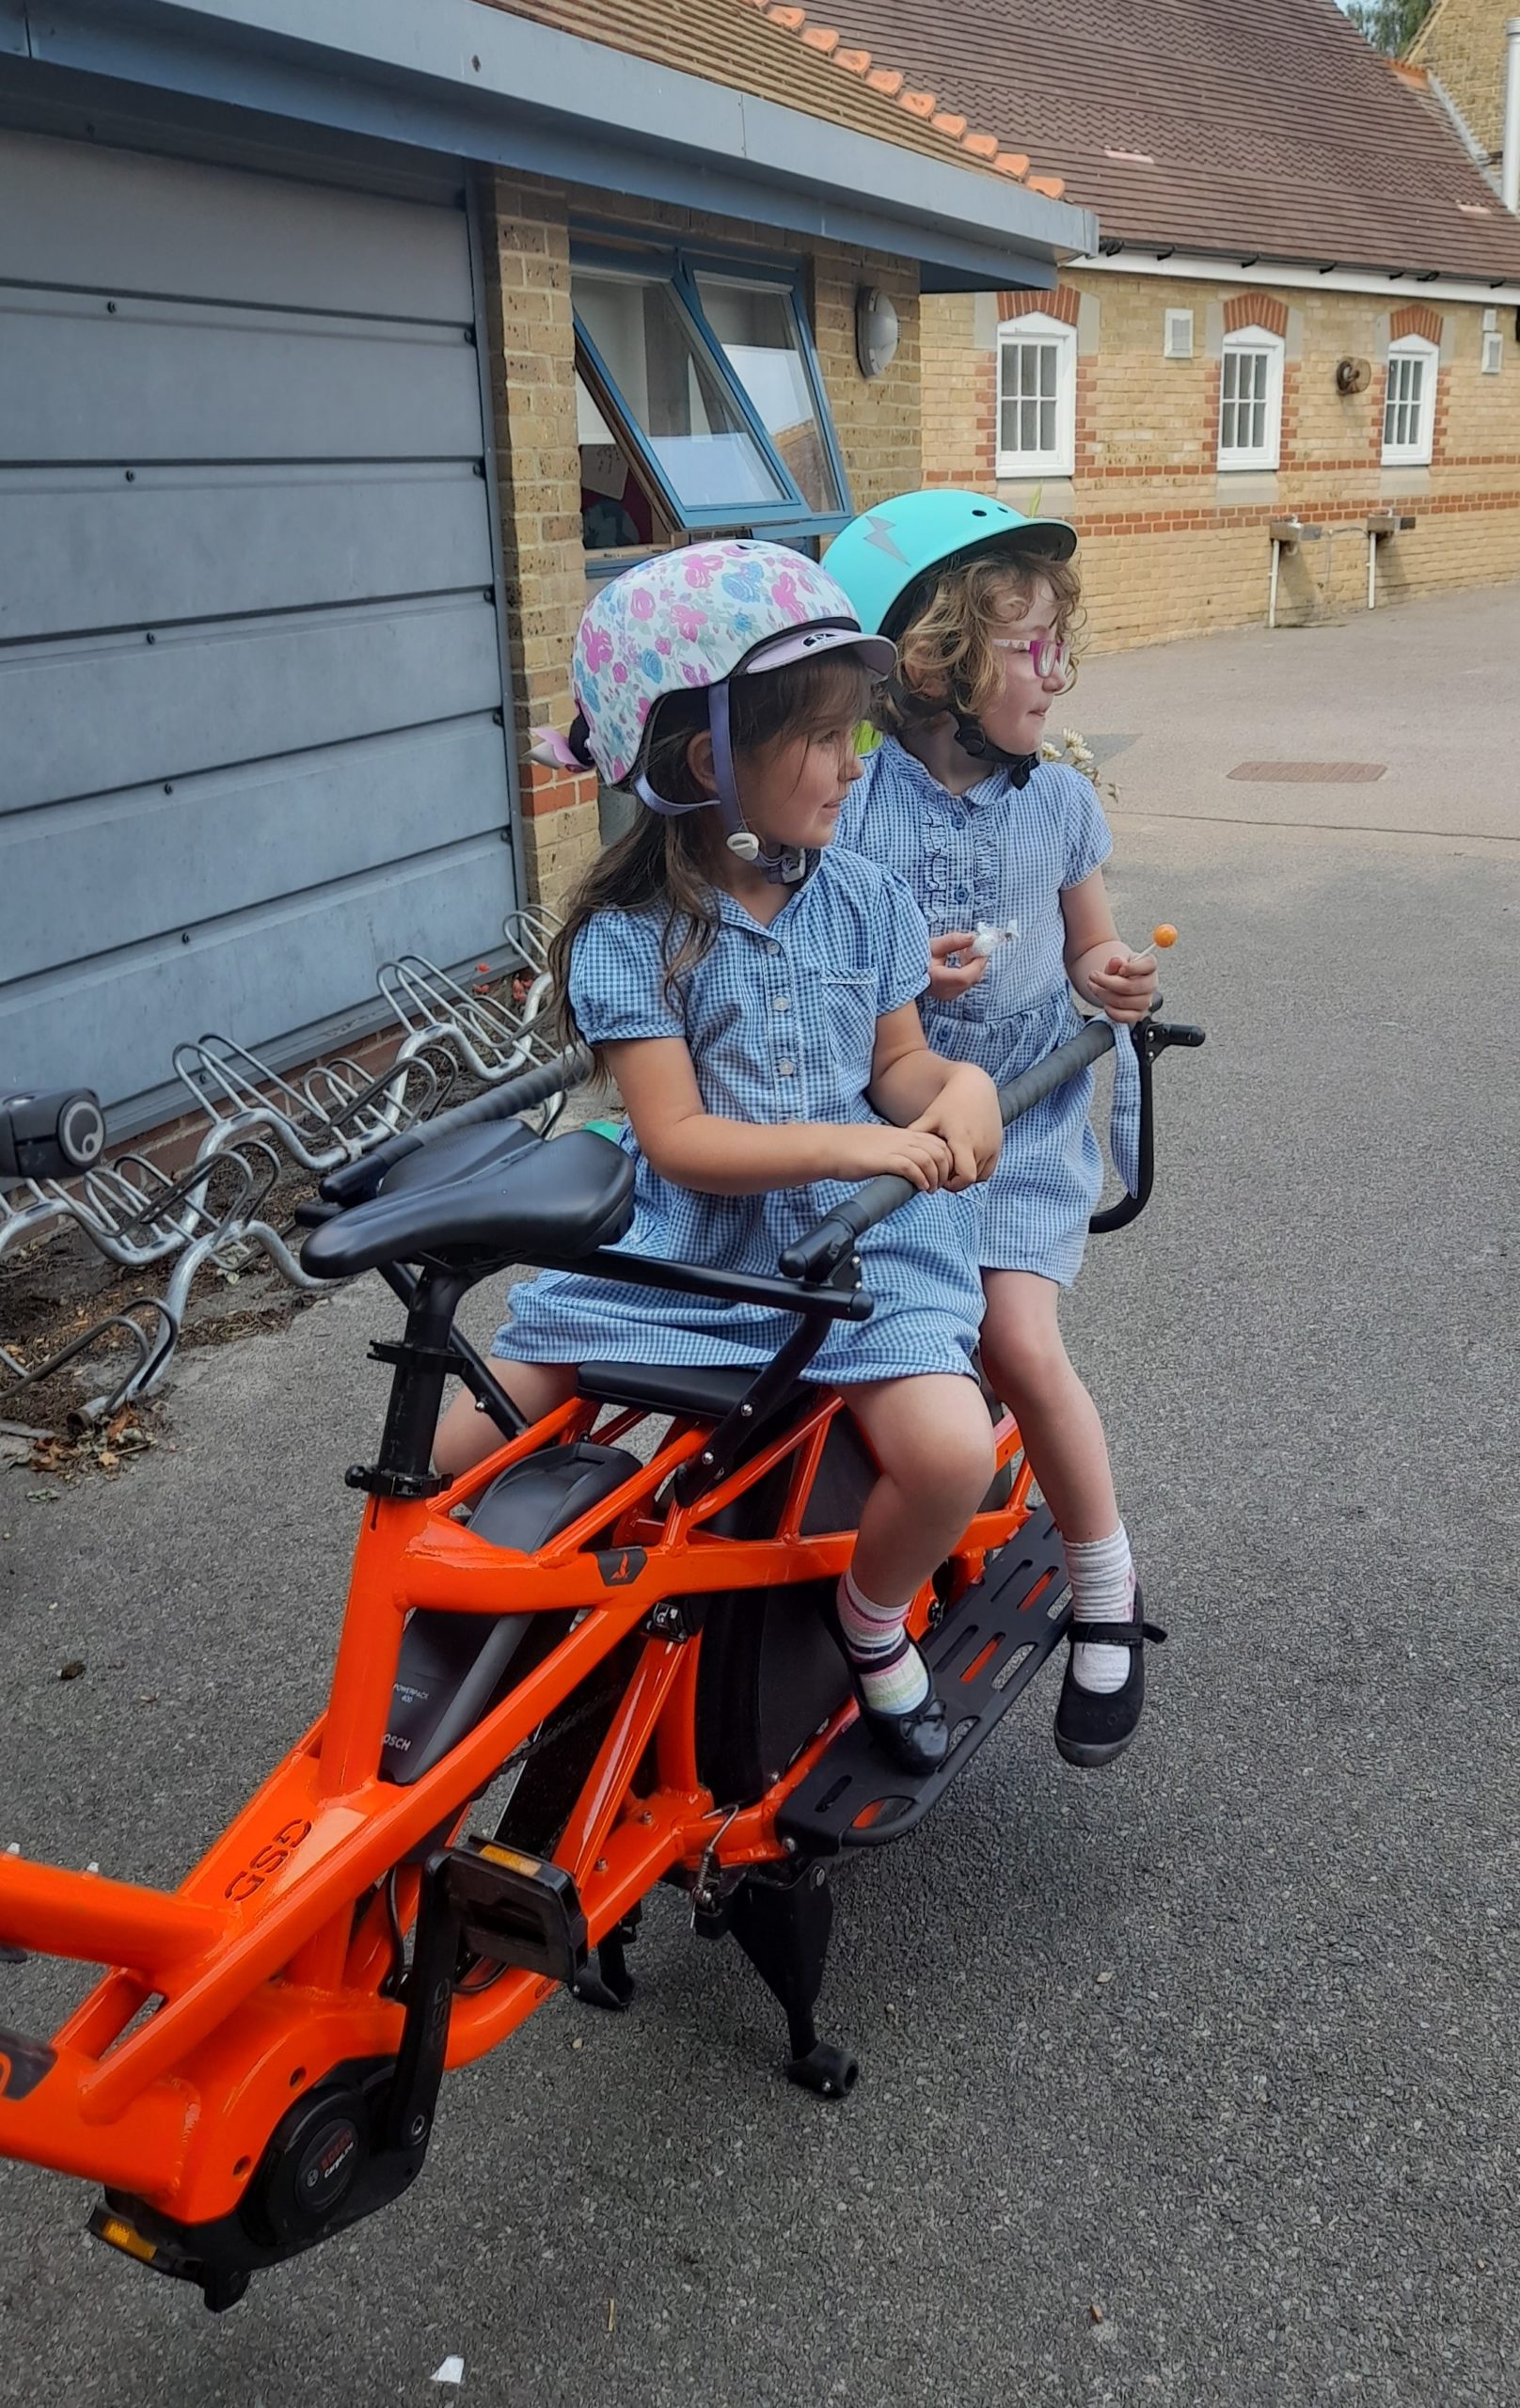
left=825, top=489, right=1077, bottom=641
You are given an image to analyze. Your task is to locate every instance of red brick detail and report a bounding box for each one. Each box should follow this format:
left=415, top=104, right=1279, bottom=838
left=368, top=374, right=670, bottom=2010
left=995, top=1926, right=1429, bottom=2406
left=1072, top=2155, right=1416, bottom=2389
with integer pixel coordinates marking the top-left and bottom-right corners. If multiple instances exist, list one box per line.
left=1224, top=293, right=1288, bottom=338
left=1058, top=486, right=1520, bottom=539
left=1390, top=304, right=1444, bottom=346
left=1431, top=366, right=1449, bottom=467
left=520, top=760, right=599, bottom=818
left=997, top=284, right=1080, bottom=326
left=1279, top=358, right=1301, bottom=472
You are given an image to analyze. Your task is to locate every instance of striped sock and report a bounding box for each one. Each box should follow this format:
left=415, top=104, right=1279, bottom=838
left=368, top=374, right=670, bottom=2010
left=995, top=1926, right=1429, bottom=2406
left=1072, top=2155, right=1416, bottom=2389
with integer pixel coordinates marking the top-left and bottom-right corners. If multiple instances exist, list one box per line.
left=836, top=1568, right=931, bottom=1717
left=1065, top=1525, right=1136, bottom=1696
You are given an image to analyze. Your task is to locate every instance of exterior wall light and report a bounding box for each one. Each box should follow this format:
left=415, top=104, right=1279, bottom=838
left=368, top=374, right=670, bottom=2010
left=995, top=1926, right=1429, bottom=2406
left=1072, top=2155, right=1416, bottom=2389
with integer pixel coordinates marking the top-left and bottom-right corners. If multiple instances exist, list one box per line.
left=855, top=285, right=900, bottom=379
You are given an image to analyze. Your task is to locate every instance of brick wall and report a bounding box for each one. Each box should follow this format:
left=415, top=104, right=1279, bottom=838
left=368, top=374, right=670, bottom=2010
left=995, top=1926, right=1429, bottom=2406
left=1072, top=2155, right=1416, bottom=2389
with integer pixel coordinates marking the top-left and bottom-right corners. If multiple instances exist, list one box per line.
left=481, top=174, right=922, bottom=911
left=921, top=268, right=1520, bottom=652
left=1408, top=0, right=1510, bottom=163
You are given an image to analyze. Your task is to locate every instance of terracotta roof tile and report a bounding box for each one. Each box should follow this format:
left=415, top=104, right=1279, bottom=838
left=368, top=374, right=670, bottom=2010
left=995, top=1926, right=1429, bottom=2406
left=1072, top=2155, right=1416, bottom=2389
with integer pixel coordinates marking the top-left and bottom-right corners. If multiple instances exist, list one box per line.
left=793, top=0, right=1520, bottom=278
left=473, top=0, right=1071, bottom=191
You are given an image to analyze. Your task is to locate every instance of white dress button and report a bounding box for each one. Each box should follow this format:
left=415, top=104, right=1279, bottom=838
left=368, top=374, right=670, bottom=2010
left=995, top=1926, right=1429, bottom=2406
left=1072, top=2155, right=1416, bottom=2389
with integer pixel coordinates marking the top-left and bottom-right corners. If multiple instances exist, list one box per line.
left=773, top=995, right=791, bottom=1011
left=777, top=1060, right=796, bottom=1077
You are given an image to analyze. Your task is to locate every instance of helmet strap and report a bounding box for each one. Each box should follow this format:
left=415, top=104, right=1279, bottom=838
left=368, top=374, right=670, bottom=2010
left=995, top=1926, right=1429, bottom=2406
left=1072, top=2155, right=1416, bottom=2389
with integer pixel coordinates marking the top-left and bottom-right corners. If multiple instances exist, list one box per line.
left=711, top=683, right=808, bottom=884
left=951, top=709, right=1038, bottom=792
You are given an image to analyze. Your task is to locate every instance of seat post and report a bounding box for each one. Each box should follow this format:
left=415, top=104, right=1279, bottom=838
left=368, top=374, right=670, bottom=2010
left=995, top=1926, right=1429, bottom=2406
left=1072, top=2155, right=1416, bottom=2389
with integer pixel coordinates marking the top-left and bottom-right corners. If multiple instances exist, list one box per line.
left=349, top=1266, right=472, bottom=1500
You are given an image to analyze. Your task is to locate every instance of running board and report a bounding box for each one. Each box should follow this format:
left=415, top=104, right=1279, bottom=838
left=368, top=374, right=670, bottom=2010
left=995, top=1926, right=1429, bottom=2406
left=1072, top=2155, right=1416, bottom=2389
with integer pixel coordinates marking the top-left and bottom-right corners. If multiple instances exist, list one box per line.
left=776, top=1509, right=1070, bottom=1855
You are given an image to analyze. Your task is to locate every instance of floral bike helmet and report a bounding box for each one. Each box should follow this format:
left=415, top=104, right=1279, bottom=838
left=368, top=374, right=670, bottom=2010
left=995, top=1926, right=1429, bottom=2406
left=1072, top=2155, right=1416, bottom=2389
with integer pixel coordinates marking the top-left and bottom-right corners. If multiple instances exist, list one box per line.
left=824, top=491, right=1078, bottom=776
left=535, top=541, right=894, bottom=882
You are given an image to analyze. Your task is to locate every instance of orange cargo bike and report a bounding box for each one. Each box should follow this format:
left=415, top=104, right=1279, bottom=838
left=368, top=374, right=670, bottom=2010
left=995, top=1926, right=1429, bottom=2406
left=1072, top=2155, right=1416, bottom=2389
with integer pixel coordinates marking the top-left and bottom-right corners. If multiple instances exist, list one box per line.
left=0, top=1010, right=1201, bottom=2311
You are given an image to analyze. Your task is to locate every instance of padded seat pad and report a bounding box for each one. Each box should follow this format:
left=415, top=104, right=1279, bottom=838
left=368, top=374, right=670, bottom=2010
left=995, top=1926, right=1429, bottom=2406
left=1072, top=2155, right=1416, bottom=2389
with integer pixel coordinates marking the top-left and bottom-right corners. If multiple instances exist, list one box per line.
left=301, top=1130, right=634, bottom=1279
left=578, top=1361, right=821, bottom=1420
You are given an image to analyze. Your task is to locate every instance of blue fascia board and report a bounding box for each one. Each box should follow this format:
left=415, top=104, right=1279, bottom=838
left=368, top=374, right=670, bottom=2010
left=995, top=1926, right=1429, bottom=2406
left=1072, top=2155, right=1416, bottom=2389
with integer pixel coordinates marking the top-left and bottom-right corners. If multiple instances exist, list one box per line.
left=16, top=0, right=1096, bottom=286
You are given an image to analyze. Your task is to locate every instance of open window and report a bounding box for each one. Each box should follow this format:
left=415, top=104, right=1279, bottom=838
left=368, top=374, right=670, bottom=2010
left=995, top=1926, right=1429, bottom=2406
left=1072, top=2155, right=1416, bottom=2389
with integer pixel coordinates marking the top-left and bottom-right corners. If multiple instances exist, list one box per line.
left=571, top=246, right=850, bottom=553
left=996, top=312, right=1076, bottom=479
left=1382, top=335, right=1438, bottom=467
left=1217, top=326, right=1284, bottom=471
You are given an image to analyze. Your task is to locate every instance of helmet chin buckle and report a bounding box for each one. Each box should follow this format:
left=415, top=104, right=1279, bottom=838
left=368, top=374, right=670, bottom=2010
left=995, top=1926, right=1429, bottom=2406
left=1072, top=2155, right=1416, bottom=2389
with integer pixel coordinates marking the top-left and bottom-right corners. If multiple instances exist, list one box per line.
left=725, top=830, right=761, bottom=862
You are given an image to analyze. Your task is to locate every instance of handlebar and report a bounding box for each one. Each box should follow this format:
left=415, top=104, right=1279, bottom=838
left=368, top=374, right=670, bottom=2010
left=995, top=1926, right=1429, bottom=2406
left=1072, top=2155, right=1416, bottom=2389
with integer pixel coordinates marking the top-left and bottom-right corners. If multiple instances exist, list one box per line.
left=318, top=1047, right=590, bottom=1208
left=778, top=1010, right=1216, bottom=1287
left=0, top=1087, right=107, bottom=1184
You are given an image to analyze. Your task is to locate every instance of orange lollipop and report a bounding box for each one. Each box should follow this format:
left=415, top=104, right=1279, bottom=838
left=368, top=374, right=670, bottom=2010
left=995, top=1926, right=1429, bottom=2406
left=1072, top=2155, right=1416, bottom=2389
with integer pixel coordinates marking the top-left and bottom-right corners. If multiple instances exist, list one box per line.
left=1129, top=923, right=1178, bottom=967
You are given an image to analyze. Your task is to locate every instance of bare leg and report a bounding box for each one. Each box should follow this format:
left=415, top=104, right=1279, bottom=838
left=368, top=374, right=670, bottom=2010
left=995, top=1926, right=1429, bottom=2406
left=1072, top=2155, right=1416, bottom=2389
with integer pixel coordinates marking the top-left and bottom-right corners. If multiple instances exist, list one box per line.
left=978, top=1270, right=1118, bottom=1544
left=434, top=1358, right=578, bottom=1481
left=846, top=1373, right=996, bottom=1605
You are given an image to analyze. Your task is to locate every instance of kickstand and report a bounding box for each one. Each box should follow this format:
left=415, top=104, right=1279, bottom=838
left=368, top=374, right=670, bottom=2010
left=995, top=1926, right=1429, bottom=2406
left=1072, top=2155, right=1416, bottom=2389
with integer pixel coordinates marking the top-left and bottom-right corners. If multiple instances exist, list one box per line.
left=730, top=1864, right=859, bottom=2099
left=572, top=1910, right=639, bottom=2012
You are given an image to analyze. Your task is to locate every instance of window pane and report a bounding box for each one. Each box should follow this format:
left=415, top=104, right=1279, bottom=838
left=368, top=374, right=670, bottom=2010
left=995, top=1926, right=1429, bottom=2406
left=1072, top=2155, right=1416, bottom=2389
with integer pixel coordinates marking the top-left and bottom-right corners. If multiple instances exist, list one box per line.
left=1252, top=399, right=1266, bottom=450
left=1021, top=397, right=1039, bottom=452
left=576, top=368, right=657, bottom=550
left=1020, top=346, right=1038, bottom=397
left=1039, top=397, right=1056, bottom=452
left=574, top=272, right=788, bottom=513
left=1223, top=353, right=1240, bottom=404
left=694, top=273, right=842, bottom=513
left=1039, top=345, right=1057, bottom=397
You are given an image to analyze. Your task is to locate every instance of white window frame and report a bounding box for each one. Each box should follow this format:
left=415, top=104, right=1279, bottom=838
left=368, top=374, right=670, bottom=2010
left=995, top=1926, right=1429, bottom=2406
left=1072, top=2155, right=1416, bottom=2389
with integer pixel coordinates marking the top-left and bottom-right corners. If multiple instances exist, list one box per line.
left=995, top=313, right=1077, bottom=479
left=1217, top=326, right=1285, bottom=471
left=1382, top=334, right=1438, bottom=466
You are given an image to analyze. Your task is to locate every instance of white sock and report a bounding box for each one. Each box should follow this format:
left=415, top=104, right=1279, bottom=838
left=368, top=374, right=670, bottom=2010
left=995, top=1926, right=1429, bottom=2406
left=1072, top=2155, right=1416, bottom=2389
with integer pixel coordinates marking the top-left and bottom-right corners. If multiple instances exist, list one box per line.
left=1064, top=1525, right=1136, bottom=1697
left=836, top=1568, right=931, bottom=1716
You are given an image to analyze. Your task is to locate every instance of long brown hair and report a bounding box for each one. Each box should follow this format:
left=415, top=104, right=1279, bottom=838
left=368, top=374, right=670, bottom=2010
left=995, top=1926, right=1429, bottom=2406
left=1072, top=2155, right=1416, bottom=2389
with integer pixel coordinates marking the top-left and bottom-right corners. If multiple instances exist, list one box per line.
left=548, top=650, right=873, bottom=1064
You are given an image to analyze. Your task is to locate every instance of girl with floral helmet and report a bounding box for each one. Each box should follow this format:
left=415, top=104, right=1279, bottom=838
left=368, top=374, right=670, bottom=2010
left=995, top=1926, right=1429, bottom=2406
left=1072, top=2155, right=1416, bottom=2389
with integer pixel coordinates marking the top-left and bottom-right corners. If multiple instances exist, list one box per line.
left=825, top=491, right=1164, bottom=1772
left=435, top=541, right=1004, bottom=1773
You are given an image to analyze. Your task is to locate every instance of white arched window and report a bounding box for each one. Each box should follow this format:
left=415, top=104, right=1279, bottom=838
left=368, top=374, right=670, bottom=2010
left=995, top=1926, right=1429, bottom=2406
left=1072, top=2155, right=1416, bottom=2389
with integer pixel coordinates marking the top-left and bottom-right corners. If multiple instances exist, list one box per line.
left=1217, top=325, right=1285, bottom=470
left=996, top=312, right=1077, bottom=478
left=1383, top=335, right=1438, bottom=467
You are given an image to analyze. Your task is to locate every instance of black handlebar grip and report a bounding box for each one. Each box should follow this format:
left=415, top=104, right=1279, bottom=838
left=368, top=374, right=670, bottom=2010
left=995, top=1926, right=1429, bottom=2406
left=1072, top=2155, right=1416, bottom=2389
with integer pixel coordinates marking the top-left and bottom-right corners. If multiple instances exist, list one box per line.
left=320, top=1047, right=589, bottom=1207
left=778, top=1018, right=1120, bottom=1283
left=0, top=1087, right=107, bottom=1182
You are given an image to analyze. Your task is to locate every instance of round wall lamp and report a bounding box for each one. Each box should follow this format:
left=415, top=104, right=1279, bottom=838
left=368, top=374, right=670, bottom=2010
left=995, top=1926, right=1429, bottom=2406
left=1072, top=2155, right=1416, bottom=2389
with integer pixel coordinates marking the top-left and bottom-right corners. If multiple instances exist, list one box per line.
left=1336, top=356, right=1372, bottom=395
left=856, top=286, right=900, bottom=379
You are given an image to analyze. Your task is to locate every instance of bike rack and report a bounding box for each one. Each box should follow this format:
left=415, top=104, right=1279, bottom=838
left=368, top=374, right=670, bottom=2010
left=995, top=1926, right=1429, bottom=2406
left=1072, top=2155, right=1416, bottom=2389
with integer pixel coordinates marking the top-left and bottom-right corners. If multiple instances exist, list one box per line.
left=377, top=909, right=562, bottom=1104
left=4, top=916, right=575, bottom=1420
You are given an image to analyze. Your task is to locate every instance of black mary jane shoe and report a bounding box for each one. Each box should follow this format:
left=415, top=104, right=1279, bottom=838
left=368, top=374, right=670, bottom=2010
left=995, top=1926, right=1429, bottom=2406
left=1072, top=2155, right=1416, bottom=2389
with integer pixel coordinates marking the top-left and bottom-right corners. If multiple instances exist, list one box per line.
left=821, top=1597, right=949, bottom=1774
left=1054, top=1595, right=1167, bottom=1771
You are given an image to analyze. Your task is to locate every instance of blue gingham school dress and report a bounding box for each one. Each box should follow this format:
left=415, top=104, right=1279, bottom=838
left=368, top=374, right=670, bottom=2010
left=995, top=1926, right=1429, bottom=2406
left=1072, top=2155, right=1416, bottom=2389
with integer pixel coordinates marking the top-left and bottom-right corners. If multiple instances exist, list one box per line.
left=839, top=740, right=1139, bottom=1288
left=491, top=847, right=987, bottom=1385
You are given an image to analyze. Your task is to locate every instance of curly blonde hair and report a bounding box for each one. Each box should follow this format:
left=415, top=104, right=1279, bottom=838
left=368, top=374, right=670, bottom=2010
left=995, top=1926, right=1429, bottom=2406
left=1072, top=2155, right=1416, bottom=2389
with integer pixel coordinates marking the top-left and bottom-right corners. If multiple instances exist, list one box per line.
left=874, top=548, right=1085, bottom=738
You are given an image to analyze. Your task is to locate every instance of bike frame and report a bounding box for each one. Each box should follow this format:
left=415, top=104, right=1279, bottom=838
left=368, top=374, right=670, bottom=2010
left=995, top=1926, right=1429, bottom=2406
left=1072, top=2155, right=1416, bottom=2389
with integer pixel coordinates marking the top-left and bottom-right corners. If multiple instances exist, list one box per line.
left=0, top=1372, right=1033, bottom=2230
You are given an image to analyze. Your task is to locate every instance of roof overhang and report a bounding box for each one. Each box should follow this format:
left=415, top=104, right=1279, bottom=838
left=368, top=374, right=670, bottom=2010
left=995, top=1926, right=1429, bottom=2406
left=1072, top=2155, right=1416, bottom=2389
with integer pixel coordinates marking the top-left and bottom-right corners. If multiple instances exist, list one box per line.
left=1074, top=246, right=1520, bottom=309
left=0, top=0, right=1097, bottom=290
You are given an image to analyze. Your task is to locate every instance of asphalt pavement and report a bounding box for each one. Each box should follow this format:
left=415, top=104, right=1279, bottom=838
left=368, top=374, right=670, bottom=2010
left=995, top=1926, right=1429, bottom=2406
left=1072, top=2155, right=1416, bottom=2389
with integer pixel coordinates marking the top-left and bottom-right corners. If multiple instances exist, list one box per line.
left=2, top=583, right=1517, bottom=2405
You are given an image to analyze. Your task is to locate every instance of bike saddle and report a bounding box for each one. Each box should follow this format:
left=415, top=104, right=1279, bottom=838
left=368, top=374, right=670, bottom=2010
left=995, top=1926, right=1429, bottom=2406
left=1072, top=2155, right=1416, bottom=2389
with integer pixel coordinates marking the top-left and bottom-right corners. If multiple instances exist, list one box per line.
left=299, top=1130, right=634, bottom=1278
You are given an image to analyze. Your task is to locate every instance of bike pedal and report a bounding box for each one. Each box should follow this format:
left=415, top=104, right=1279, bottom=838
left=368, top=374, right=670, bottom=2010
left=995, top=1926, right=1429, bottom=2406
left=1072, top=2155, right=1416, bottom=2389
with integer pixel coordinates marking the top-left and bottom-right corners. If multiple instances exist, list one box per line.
left=776, top=1507, right=1071, bottom=1856
left=447, top=1840, right=588, bottom=1987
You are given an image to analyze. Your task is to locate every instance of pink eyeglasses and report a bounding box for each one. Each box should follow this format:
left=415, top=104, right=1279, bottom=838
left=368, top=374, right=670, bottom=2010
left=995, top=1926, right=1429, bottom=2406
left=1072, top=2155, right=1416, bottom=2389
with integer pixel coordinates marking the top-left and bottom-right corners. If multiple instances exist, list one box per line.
left=992, top=636, right=1070, bottom=680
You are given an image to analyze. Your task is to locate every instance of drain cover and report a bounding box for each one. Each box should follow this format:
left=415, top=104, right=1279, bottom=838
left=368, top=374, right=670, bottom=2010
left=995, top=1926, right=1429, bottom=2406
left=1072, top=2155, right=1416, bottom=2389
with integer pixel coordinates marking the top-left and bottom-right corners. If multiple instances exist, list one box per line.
left=1227, top=761, right=1386, bottom=784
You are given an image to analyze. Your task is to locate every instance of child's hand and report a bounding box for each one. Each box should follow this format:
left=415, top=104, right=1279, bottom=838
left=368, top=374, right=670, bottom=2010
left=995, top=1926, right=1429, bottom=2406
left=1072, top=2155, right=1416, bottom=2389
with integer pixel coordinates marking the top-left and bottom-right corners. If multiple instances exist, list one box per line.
left=912, top=1065, right=1004, bottom=1190
left=927, top=931, right=990, bottom=1001
left=1082, top=949, right=1158, bottom=1026
left=826, top=1125, right=956, bottom=1191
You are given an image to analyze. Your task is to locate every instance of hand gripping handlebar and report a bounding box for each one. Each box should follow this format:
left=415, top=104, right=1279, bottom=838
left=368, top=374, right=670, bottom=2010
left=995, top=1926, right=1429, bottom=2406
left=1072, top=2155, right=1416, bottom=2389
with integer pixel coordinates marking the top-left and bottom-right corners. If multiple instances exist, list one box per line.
left=779, top=1017, right=1140, bottom=1287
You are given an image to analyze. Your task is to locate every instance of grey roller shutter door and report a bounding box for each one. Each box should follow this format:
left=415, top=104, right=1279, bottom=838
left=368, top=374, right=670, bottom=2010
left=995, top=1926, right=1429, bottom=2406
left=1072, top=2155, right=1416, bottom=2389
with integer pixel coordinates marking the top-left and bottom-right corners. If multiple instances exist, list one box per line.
left=0, top=127, right=516, bottom=1129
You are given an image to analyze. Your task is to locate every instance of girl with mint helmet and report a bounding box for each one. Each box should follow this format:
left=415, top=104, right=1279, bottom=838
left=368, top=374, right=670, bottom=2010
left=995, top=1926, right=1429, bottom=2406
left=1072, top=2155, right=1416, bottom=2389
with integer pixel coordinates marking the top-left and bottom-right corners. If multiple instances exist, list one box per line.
left=824, top=490, right=1077, bottom=642
left=537, top=540, right=894, bottom=881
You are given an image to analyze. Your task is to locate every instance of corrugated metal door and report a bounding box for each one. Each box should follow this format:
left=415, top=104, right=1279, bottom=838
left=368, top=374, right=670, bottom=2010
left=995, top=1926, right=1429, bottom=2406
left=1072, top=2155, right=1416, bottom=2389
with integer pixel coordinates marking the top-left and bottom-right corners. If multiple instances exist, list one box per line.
left=0, top=126, right=517, bottom=1128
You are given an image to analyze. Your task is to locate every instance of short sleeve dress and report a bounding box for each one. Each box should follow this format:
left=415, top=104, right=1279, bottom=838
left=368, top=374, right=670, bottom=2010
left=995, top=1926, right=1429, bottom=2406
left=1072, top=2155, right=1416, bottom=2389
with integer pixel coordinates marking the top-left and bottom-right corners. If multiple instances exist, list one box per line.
left=491, top=846, right=987, bottom=1386
left=839, top=739, right=1138, bottom=1288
